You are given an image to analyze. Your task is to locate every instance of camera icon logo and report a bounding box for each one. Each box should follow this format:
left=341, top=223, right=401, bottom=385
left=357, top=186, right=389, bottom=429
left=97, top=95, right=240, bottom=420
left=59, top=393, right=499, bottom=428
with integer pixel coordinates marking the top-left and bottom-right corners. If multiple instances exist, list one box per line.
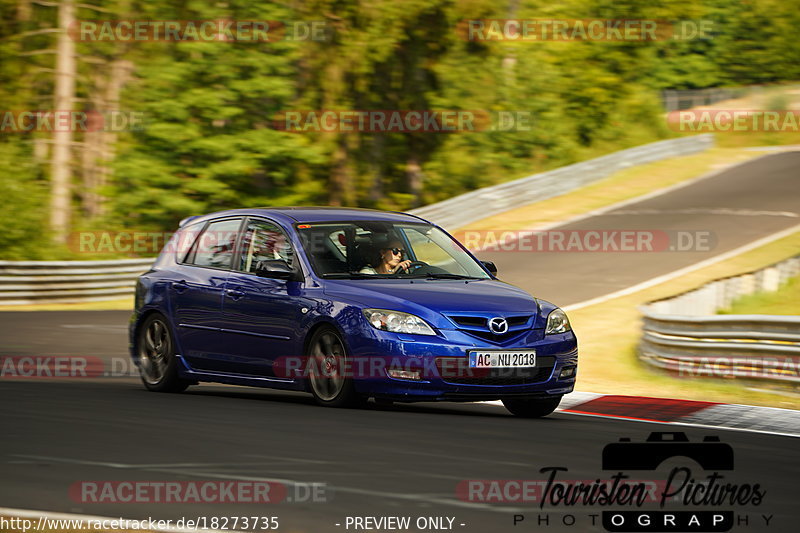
left=602, top=431, right=734, bottom=471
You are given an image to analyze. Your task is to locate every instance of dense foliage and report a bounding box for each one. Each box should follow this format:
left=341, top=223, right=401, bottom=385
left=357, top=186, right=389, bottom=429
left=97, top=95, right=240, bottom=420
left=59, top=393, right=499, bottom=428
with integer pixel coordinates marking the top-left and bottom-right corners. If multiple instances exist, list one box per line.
left=1, top=0, right=798, bottom=257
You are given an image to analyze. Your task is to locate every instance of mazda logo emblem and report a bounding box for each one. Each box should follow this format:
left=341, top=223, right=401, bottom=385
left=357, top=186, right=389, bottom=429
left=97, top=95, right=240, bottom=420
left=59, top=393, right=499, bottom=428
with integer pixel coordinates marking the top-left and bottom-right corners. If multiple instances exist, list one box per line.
left=488, top=317, right=508, bottom=334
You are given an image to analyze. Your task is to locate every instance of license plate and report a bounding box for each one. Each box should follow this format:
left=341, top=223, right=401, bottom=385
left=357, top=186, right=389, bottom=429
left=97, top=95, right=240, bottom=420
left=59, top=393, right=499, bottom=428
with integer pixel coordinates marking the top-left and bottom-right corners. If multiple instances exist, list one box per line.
left=468, top=350, right=536, bottom=368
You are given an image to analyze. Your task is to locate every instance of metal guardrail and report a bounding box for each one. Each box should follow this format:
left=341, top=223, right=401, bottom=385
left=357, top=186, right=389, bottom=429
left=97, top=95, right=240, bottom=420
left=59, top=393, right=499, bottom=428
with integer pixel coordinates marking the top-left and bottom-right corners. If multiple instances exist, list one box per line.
left=0, top=259, right=153, bottom=305
left=639, top=256, right=800, bottom=384
left=409, top=134, right=714, bottom=230
left=661, top=88, right=746, bottom=112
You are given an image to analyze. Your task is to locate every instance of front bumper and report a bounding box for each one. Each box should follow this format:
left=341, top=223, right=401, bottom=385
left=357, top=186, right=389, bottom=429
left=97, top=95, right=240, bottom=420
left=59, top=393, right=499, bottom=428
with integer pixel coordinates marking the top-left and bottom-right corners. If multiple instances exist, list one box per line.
left=343, top=326, right=578, bottom=402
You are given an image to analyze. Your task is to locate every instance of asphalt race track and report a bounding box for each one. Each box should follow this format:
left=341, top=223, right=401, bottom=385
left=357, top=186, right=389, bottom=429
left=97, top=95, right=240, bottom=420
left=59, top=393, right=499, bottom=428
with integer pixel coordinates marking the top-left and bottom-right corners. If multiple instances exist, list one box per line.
left=478, top=151, right=800, bottom=306
left=1, top=381, right=797, bottom=532
left=1, top=151, right=799, bottom=532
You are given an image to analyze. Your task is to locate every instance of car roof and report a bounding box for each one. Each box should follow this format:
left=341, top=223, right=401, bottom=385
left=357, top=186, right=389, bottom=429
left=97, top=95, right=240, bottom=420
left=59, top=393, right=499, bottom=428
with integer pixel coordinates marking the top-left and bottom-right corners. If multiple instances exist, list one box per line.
left=180, top=207, right=429, bottom=227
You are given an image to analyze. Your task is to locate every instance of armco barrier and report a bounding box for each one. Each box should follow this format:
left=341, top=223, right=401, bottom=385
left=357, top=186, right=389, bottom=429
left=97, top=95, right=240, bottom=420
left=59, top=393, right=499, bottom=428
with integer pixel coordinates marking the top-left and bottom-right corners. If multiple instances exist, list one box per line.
left=0, top=135, right=713, bottom=305
left=661, top=87, right=744, bottom=112
left=639, top=256, right=800, bottom=384
left=409, top=134, right=714, bottom=230
left=0, top=259, right=153, bottom=305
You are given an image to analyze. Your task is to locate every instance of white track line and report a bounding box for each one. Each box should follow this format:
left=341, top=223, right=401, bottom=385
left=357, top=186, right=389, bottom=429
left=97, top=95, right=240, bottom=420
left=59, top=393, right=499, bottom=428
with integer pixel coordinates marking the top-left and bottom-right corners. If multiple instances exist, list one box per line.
left=466, top=150, right=796, bottom=253
left=1, top=460, right=527, bottom=514
left=563, top=222, right=800, bottom=312
left=463, top=150, right=800, bottom=312
left=555, top=410, right=800, bottom=439
left=488, top=393, right=800, bottom=438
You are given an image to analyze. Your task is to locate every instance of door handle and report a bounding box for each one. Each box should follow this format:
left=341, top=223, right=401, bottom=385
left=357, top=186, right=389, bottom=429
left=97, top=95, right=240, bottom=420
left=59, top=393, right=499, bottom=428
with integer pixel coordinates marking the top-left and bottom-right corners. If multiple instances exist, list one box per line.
left=172, top=281, right=188, bottom=294
left=226, top=288, right=245, bottom=301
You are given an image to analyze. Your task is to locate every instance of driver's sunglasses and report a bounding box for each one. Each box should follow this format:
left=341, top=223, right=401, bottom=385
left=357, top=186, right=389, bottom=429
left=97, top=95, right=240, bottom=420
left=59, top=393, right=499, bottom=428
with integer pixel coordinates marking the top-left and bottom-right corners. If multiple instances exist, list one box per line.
left=385, top=247, right=405, bottom=256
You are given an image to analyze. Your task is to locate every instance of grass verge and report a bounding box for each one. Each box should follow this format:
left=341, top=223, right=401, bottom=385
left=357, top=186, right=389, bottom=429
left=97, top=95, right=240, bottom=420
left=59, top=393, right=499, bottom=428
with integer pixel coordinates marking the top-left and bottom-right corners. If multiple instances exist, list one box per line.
left=0, top=297, right=134, bottom=312
left=569, top=230, right=800, bottom=409
left=718, top=276, right=800, bottom=315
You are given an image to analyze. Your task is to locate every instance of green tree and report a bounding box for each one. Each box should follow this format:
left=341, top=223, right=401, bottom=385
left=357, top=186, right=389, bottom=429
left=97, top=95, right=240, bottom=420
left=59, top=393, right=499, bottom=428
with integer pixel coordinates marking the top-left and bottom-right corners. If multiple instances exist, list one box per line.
left=109, top=0, right=324, bottom=230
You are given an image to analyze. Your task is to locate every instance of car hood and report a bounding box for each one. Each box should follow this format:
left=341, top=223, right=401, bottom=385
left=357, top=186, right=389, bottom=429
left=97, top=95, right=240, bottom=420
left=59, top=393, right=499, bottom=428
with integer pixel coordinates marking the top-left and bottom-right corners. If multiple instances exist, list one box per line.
left=321, top=278, right=541, bottom=330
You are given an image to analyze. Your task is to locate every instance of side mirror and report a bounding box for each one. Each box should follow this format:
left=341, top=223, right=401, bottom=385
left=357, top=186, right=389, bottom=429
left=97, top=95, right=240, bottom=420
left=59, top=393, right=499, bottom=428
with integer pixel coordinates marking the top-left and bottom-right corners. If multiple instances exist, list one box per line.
left=255, top=259, right=295, bottom=280
left=480, top=260, right=497, bottom=276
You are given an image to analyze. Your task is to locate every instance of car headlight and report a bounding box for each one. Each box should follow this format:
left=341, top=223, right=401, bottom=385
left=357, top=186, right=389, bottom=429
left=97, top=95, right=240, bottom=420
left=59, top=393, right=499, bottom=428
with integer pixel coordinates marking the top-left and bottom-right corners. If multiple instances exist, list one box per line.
left=545, top=308, right=571, bottom=335
left=363, top=309, right=436, bottom=335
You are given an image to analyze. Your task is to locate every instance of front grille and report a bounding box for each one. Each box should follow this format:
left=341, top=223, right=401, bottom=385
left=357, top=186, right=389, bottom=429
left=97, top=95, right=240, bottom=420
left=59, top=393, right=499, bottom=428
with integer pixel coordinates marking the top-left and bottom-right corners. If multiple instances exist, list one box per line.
left=506, top=315, right=530, bottom=327
left=435, top=356, right=555, bottom=386
left=448, top=314, right=531, bottom=328
left=445, top=314, right=534, bottom=343
left=450, top=316, right=488, bottom=327
left=462, top=329, right=528, bottom=342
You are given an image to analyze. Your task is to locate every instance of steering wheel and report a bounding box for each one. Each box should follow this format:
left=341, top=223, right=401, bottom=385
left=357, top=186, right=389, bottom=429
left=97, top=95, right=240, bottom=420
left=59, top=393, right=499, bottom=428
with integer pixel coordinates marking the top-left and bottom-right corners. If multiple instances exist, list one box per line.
left=397, top=261, right=428, bottom=274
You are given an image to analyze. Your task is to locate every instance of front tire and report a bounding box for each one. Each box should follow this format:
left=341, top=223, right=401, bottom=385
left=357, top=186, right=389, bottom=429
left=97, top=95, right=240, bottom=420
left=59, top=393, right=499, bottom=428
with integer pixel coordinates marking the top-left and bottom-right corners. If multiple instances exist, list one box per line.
left=306, top=327, right=365, bottom=408
left=502, top=396, right=562, bottom=418
left=136, top=313, right=189, bottom=393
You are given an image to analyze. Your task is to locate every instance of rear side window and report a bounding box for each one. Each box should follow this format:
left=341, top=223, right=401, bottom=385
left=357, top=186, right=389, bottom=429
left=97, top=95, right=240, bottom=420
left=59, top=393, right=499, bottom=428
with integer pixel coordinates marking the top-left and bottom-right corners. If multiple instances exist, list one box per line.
left=184, top=218, right=242, bottom=269
left=172, top=222, right=205, bottom=262
left=236, top=219, right=295, bottom=274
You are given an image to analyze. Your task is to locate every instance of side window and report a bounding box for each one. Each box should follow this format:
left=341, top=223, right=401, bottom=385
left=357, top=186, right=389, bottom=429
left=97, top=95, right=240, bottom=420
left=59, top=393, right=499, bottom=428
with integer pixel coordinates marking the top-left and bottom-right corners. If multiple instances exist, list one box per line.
left=184, top=218, right=242, bottom=269
left=173, top=221, right=205, bottom=262
left=237, top=219, right=295, bottom=274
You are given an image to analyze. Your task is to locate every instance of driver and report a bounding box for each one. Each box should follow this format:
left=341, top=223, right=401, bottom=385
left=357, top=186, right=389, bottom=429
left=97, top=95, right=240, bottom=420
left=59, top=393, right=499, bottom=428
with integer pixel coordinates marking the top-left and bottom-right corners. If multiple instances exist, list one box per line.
left=360, top=238, right=412, bottom=275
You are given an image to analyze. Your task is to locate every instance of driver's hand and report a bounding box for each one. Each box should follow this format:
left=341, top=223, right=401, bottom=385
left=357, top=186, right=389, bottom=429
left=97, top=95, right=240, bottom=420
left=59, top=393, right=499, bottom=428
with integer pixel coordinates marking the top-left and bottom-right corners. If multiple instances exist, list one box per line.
left=394, top=260, right=412, bottom=273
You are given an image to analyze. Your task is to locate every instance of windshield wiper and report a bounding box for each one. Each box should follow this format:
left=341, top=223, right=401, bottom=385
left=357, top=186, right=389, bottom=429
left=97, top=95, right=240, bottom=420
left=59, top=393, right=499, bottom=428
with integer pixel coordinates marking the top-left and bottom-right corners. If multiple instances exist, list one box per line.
left=321, top=272, right=485, bottom=280
left=321, top=272, right=396, bottom=279
left=416, top=273, right=486, bottom=280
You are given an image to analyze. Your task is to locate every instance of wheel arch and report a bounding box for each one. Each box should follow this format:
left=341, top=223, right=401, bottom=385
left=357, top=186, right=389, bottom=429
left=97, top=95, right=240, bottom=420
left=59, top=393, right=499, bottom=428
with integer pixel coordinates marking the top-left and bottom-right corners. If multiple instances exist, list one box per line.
left=302, top=318, right=350, bottom=357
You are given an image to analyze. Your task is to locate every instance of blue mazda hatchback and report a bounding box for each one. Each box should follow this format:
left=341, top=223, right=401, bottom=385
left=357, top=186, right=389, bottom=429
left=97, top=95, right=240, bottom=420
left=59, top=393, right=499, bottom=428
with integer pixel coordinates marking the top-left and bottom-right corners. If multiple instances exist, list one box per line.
left=130, top=207, right=577, bottom=417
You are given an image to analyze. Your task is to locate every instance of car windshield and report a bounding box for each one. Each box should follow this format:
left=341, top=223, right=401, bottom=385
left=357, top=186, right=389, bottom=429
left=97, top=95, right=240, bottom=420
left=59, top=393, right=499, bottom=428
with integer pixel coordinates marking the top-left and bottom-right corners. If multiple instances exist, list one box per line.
left=296, top=221, right=491, bottom=280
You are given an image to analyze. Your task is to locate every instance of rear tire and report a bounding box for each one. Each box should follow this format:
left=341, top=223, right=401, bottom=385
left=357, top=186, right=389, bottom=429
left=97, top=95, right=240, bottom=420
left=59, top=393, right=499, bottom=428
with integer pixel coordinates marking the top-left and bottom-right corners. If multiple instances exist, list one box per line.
left=306, top=326, right=365, bottom=408
left=502, top=396, right=562, bottom=418
left=136, top=313, right=190, bottom=393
